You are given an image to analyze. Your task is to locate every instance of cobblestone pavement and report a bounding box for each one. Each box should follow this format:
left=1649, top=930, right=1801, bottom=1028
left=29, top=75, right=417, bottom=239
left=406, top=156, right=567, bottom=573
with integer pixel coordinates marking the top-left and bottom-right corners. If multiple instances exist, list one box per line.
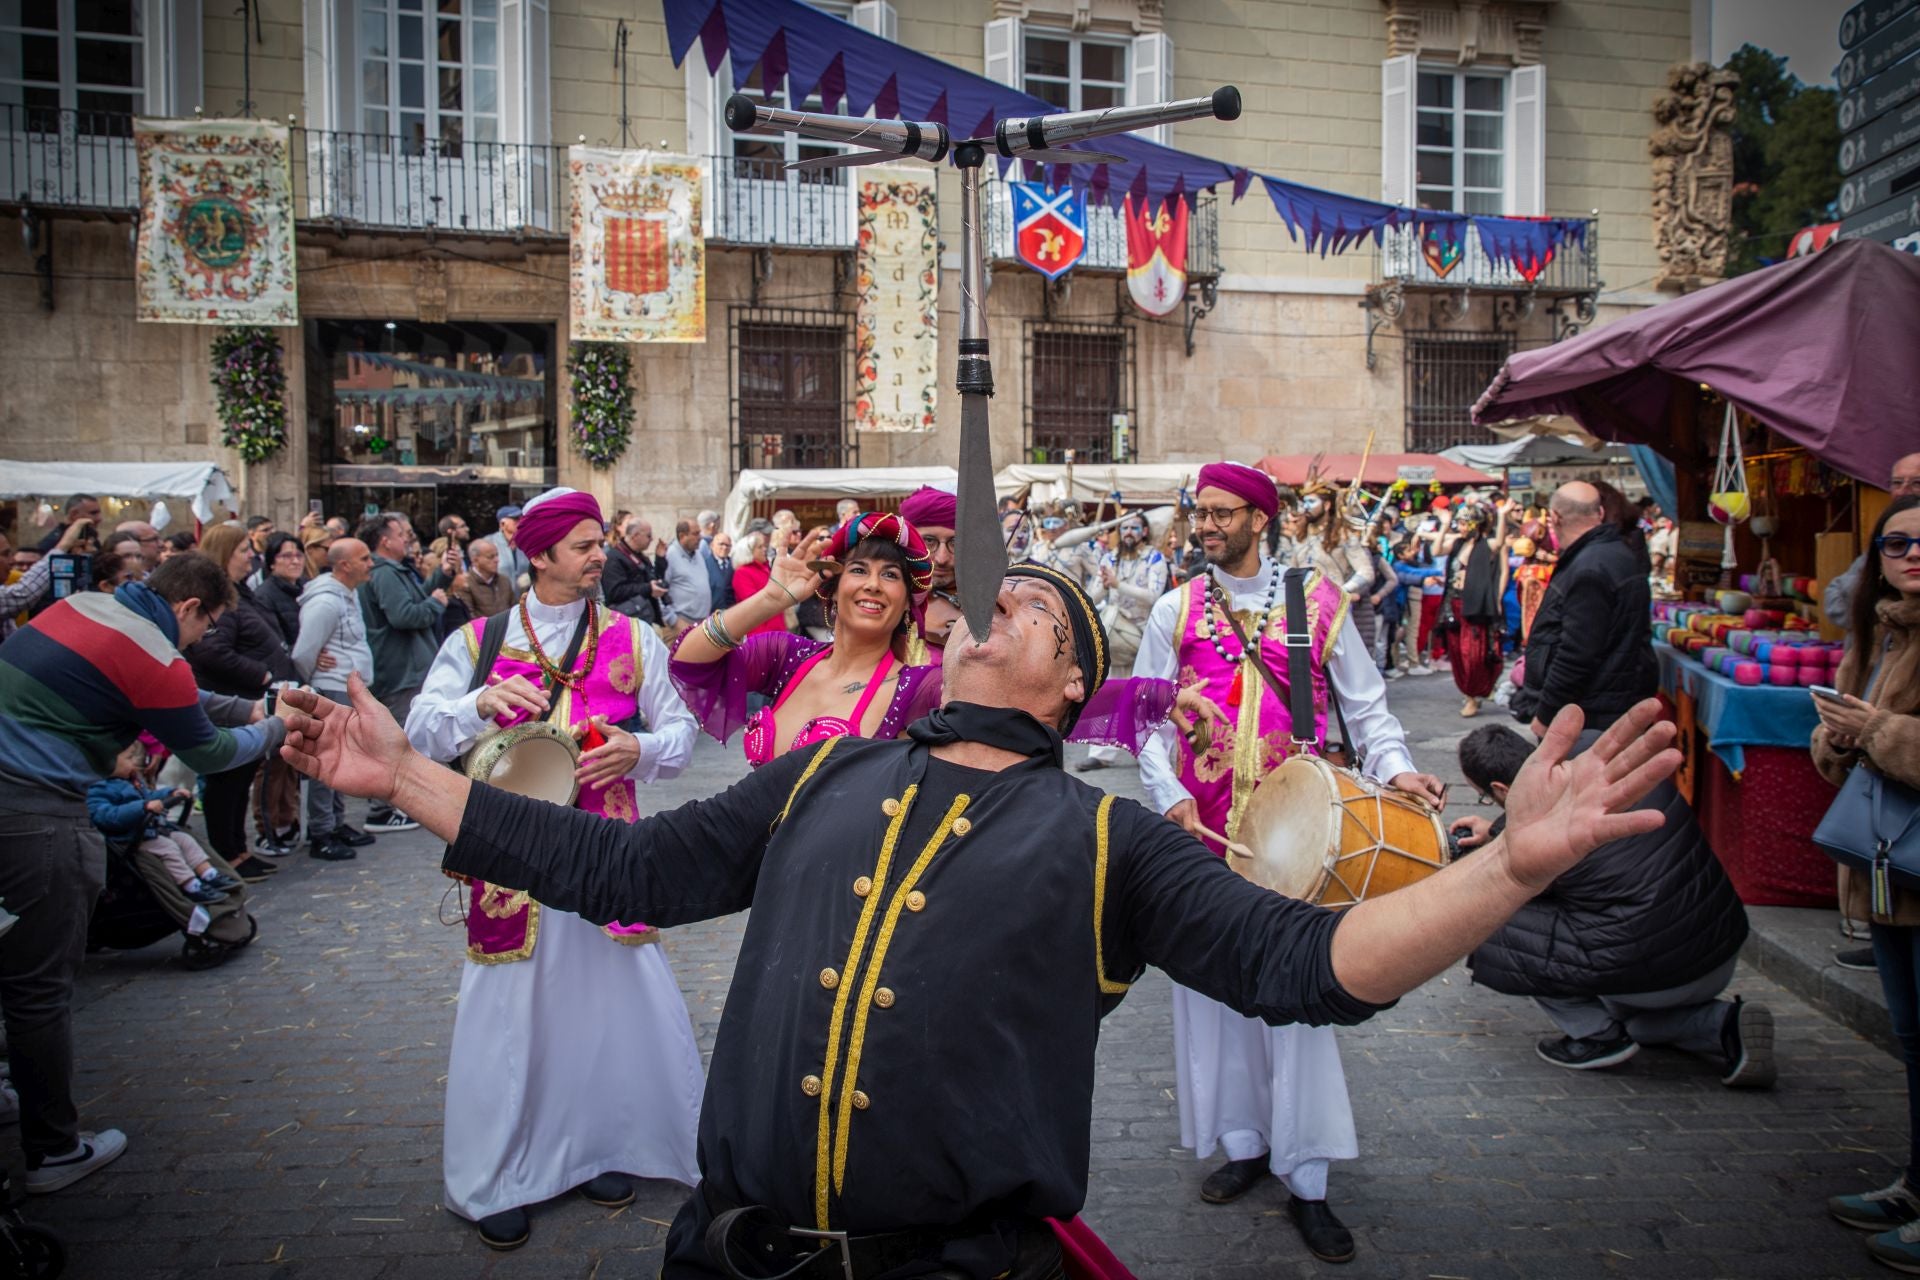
left=31, top=671, right=1905, bottom=1279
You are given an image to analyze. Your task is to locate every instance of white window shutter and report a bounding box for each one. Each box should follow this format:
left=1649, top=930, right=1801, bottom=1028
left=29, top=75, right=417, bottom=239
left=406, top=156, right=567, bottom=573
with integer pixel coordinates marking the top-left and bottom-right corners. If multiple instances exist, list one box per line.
left=1507, top=63, right=1545, bottom=216
left=1381, top=54, right=1416, bottom=206
left=685, top=55, right=719, bottom=238
left=851, top=1, right=898, bottom=43
left=499, top=0, right=550, bottom=144
left=984, top=17, right=1019, bottom=88
left=300, top=0, right=342, bottom=130
left=1129, top=32, right=1172, bottom=144
left=142, top=0, right=202, bottom=116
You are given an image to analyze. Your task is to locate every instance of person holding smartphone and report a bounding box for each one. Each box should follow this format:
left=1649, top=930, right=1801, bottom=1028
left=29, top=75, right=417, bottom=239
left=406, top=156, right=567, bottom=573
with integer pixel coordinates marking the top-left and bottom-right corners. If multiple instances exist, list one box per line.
left=1820, top=495, right=1920, bottom=1274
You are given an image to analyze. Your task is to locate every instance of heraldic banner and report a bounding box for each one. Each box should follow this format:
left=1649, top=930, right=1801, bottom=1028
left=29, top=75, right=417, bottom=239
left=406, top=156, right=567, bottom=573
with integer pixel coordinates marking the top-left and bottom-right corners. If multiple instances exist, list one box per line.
left=134, top=118, right=297, bottom=325
left=1123, top=194, right=1189, bottom=317
left=855, top=169, right=938, bottom=433
left=569, top=148, right=706, bottom=342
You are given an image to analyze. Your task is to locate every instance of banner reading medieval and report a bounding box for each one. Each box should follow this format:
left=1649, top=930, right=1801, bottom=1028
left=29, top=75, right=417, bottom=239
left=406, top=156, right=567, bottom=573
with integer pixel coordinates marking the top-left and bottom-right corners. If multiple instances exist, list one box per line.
left=1123, top=193, right=1190, bottom=317
left=855, top=169, right=938, bottom=433
left=134, top=118, right=297, bottom=325
left=569, top=148, right=706, bottom=342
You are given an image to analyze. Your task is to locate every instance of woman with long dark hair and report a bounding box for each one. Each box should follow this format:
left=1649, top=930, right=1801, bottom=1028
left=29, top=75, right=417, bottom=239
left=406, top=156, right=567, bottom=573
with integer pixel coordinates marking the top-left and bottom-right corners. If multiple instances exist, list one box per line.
left=1821, top=495, right=1920, bottom=1274
left=1435, top=504, right=1505, bottom=717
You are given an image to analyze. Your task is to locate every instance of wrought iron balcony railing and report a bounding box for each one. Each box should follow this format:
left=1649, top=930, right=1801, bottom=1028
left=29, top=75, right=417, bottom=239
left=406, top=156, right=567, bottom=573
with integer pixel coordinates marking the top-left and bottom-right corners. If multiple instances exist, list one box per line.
left=1373, top=215, right=1600, bottom=294
left=1, top=106, right=140, bottom=211
left=982, top=170, right=1221, bottom=280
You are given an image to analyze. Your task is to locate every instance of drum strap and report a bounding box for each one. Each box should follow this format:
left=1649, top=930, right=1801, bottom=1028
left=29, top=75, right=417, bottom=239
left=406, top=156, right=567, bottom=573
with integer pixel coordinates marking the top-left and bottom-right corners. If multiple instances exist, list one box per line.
left=1218, top=569, right=1358, bottom=767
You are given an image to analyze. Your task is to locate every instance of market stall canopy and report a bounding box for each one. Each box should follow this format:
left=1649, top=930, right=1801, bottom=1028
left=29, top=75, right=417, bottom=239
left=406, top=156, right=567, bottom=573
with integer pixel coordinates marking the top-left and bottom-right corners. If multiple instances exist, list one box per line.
left=1256, top=454, right=1496, bottom=488
left=993, top=463, right=1197, bottom=507
left=1440, top=436, right=1623, bottom=470
left=722, top=466, right=958, bottom=536
left=1483, top=414, right=1605, bottom=450
left=1472, top=239, right=1920, bottom=488
left=0, top=461, right=235, bottom=523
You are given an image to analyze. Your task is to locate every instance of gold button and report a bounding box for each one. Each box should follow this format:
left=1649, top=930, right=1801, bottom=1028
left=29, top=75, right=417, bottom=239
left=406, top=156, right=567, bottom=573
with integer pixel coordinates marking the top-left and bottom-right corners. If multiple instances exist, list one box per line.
left=906, top=891, right=926, bottom=912
left=801, top=1075, right=822, bottom=1097
left=882, top=798, right=902, bottom=817
left=952, top=817, right=972, bottom=836
left=819, top=967, right=840, bottom=990
left=853, top=876, right=873, bottom=898
left=873, top=987, right=895, bottom=1009
left=851, top=1090, right=870, bottom=1111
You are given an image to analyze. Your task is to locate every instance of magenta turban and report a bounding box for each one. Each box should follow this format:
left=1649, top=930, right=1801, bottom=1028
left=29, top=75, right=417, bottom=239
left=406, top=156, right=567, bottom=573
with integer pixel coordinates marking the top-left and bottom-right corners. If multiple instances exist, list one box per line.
left=1195, top=462, right=1279, bottom=519
left=513, top=488, right=605, bottom=559
left=897, top=485, right=957, bottom=530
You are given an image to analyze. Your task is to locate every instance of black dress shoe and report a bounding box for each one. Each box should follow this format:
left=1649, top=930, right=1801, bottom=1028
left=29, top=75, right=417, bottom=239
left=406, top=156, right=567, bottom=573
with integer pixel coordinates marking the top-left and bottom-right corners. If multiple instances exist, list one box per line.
left=579, top=1172, right=634, bottom=1207
left=477, top=1206, right=530, bottom=1251
left=307, top=839, right=357, bottom=862
left=1287, top=1196, right=1355, bottom=1264
left=1199, top=1155, right=1270, bottom=1204
left=333, top=824, right=376, bottom=848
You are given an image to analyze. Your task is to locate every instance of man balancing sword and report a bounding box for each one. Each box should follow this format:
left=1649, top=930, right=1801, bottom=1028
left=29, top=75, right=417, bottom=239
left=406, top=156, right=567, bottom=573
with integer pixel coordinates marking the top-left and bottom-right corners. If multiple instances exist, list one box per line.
left=277, top=560, right=1681, bottom=1279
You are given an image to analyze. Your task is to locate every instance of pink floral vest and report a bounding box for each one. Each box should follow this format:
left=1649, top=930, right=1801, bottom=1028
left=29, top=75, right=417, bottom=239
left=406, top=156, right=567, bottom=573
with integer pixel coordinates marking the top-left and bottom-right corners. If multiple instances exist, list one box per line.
left=459, top=608, right=657, bottom=964
left=1172, top=569, right=1349, bottom=852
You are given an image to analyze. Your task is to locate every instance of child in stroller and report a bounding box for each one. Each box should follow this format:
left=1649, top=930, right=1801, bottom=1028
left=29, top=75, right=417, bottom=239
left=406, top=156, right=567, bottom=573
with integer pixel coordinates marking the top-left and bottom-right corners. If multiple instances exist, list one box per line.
left=85, top=744, right=257, bottom=969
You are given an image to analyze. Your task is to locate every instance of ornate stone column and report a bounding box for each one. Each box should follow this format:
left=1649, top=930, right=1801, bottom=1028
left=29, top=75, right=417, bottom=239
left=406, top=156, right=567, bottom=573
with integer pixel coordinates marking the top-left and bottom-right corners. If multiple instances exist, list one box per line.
left=1650, top=63, right=1739, bottom=291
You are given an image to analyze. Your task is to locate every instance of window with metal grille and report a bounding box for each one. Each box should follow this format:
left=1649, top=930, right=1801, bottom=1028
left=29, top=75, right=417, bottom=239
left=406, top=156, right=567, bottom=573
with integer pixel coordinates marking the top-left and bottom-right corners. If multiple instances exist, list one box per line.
left=1023, top=321, right=1137, bottom=464
left=1404, top=330, right=1511, bottom=454
left=729, top=308, right=856, bottom=473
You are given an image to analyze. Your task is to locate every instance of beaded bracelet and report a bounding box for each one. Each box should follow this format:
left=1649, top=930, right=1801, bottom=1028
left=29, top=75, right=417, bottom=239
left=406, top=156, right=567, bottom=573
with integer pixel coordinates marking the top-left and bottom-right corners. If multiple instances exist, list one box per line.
left=702, top=612, right=740, bottom=652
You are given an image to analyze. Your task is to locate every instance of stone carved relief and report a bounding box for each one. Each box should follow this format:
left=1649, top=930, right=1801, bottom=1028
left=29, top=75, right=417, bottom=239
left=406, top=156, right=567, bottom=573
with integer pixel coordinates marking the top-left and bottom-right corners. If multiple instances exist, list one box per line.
left=415, top=256, right=449, bottom=324
left=993, top=0, right=1160, bottom=33
left=1380, top=1, right=1547, bottom=65
left=1650, top=62, right=1739, bottom=290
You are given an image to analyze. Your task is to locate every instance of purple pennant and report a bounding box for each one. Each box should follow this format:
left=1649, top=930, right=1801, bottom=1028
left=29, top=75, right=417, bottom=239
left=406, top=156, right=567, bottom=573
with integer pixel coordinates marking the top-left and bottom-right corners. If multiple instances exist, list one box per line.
left=758, top=28, right=787, bottom=92
left=697, top=3, right=728, bottom=76
left=873, top=73, right=899, bottom=122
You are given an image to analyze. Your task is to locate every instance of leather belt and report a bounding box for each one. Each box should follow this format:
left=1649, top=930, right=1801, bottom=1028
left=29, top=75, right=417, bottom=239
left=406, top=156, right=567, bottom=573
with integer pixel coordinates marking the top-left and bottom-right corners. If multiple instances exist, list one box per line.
left=702, top=1185, right=1026, bottom=1280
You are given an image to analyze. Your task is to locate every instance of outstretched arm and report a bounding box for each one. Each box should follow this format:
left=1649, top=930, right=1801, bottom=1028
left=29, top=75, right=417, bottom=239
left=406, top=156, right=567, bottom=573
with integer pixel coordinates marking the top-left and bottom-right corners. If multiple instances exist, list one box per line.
left=1328, top=697, right=1678, bottom=1003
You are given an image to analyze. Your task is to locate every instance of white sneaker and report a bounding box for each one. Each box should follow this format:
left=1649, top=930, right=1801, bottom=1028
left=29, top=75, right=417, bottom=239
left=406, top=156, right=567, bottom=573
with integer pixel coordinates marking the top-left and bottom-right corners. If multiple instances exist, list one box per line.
left=1408, top=664, right=1434, bottom=676
left=25, top=1129, right=128, bottom=1194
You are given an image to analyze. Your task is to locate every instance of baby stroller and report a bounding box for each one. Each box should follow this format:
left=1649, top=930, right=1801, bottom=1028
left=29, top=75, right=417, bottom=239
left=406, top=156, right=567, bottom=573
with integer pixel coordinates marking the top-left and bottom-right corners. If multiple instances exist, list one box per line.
left=0, top=1171, right=62, bottom=1278
left=87, top=741, right=258, bottom=971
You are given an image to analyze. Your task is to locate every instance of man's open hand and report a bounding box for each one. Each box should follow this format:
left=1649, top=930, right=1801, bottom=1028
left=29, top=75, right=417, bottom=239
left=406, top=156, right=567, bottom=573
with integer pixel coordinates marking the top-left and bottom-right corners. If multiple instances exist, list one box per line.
left=278, top=673, right=414, bottom=803
left=1498, top=698, right=1680, bottom=895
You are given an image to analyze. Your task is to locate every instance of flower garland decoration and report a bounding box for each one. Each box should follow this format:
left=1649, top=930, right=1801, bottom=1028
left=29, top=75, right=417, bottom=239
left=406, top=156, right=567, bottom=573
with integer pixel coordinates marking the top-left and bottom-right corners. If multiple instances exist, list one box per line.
left=567, top=340, right=635, bottom=469
left=209, top=326, right=289, bottom=463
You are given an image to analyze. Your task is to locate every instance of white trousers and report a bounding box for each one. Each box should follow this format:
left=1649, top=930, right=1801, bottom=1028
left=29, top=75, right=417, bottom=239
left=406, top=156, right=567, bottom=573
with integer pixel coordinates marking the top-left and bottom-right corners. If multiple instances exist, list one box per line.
left=442, top=908, right=705, bottom=1219
left=1171, top=984, right=1357, bottom=1201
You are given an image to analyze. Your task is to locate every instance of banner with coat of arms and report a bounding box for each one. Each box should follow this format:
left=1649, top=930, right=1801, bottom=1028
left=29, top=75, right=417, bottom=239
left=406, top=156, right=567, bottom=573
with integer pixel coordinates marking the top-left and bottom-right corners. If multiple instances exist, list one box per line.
left=1123, top=193, right=1189, bottom=316
left=134, top=118, right=296, bottom=325
left=569, top=148, right=706, bottom=342
left=854, top=169, right=938, bottom=432
left=1012, top=183, right=1086, bottom=280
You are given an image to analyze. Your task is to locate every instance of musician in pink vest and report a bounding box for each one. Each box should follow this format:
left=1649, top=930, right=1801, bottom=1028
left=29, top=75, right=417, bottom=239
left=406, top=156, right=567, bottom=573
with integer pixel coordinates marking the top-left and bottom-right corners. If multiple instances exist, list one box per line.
left=405, top=486, right=703, bottom=1251
left=1136, top=461, right=1445, bottom=1264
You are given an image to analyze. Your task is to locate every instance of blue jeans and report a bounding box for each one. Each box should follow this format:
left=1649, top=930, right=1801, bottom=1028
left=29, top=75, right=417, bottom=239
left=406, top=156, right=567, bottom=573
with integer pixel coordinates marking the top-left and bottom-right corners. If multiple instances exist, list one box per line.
left=1871, top=923, right=1920, bottom=1178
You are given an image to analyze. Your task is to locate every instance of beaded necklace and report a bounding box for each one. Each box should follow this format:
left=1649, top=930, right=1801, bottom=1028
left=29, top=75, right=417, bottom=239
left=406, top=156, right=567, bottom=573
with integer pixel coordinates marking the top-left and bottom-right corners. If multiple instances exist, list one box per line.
left=519, top=596, right=599, bottom=694
left=1199, top=563, right=1280, bottom=707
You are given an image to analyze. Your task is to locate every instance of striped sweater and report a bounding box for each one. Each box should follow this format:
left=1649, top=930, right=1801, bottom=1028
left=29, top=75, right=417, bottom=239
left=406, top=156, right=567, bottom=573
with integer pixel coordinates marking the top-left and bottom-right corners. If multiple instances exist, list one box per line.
left=0, top=586, right=274, bottom=799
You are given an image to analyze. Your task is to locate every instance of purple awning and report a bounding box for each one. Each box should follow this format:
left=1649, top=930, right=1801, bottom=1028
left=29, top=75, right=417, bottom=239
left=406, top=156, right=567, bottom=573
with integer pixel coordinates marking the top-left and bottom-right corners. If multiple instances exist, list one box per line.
left=666, top=0, right=1590, bottom=269
left=1472, top=239, right=1920, bottom=487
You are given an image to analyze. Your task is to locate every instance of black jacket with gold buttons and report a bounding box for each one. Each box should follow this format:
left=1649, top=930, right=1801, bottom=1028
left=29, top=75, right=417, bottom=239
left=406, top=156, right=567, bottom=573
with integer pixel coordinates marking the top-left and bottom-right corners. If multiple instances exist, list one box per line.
left=443, top=714, right=1383, bottom=1256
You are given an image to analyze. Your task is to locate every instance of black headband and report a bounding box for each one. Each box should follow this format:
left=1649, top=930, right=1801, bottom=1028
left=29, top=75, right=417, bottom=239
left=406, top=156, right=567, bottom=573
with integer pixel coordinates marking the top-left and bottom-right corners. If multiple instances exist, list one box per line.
left=1003, top=562, right=1109, bottom=730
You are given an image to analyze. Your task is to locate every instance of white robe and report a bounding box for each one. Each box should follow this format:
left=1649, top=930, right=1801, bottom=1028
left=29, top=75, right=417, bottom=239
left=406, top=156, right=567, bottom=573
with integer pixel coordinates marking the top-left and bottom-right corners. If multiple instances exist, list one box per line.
left=408, top=595, right=705, bottom=1218
left=1137, top=559, right=1416, bottom=1198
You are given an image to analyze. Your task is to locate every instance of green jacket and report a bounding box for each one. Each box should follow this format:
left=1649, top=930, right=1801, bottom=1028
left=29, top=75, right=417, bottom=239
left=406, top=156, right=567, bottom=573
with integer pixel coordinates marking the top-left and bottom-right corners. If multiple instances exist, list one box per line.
left=361, top=556, right=450, bottom=698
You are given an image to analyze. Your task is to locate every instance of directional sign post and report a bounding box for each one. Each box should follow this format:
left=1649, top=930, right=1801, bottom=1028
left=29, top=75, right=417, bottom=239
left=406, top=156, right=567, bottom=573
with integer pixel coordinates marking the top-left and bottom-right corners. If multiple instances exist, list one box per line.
left=1836, top=1, right=1920, bottom=251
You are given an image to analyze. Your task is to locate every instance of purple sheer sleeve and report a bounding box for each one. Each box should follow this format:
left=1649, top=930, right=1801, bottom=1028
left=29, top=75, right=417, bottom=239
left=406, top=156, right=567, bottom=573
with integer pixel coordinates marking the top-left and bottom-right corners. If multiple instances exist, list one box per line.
left=668, top=630, right=821, bottom=744
left=1067, top=676, right=1177, bottom=754
left=873, top=663, right=945, bottom=740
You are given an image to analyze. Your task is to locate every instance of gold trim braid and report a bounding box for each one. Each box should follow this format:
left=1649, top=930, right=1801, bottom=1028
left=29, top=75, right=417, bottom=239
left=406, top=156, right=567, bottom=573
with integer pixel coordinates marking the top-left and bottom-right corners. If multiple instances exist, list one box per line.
left=813, top=782, right=917, bottom=1231
left=1092, top=794, right=1129, bottom=995
left=832, top=794, right=970, bottom=1200
left=777, top=736, right=842, bottom=831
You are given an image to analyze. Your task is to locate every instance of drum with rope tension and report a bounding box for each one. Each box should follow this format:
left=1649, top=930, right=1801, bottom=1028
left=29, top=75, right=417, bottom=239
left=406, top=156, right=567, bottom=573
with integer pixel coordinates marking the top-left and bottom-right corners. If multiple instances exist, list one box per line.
left=1232, top=755, right=1449, bottom=906
left=462, top=719, right=581, bottom=806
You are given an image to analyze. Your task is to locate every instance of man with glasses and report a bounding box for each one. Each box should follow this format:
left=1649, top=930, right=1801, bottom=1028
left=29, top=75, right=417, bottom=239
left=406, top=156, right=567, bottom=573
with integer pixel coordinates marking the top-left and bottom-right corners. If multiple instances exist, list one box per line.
left=0, top=553, right=288, bottom=1192
left=1134, top=461, right=1444, bottom=1263
left=900, top=487, right=961, bottom=661
left=112, top=522, right=163, bottom=575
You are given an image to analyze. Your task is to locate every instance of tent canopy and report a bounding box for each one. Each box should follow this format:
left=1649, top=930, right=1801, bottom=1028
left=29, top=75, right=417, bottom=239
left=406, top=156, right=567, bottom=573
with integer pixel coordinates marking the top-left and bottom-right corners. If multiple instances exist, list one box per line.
left=993, top=463, right=1198, bottom=507
left=1256, top=453, right=1496, bottom=488
left=1439, top=436, right=1622, bottom=470
left=0, top=461, right=235, bottom=523
left=1472, top=239, right=1920, bottom=487
left=722, top=466, right=957, bottom=536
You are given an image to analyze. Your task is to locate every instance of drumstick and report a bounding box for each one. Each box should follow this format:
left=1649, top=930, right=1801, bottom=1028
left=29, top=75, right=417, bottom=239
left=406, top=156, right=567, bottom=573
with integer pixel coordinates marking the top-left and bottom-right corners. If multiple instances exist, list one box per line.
left=1192, top=820, right=1256, bottom=864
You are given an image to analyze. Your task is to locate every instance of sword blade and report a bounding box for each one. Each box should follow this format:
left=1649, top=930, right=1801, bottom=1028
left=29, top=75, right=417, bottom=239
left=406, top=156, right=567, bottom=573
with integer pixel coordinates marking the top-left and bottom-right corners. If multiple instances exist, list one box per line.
left=955, top=390, right=1001, bottom=645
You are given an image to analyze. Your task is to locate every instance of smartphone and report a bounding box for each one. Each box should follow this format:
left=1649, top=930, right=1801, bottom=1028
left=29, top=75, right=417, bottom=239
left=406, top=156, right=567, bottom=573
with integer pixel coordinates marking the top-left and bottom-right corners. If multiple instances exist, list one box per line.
left=309, top=498, right=324, bottom=517
left=1809, top=685, right=1843, bottom=702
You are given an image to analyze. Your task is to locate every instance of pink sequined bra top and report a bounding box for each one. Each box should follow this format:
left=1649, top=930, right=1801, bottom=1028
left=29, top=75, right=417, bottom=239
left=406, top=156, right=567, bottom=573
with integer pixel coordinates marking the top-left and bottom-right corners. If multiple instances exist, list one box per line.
left=742, top=647, right=896, bottom=768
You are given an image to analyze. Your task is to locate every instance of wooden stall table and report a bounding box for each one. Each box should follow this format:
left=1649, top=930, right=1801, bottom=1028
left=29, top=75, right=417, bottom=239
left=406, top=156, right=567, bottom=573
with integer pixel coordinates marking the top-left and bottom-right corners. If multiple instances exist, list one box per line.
left=1655, top=646, right=1838, bottom=907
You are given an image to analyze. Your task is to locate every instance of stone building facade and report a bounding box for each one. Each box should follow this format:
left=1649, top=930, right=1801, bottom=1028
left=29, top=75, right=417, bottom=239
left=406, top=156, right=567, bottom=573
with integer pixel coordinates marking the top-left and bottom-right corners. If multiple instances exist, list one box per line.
left=0, top=0, right=1708, bottom=536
